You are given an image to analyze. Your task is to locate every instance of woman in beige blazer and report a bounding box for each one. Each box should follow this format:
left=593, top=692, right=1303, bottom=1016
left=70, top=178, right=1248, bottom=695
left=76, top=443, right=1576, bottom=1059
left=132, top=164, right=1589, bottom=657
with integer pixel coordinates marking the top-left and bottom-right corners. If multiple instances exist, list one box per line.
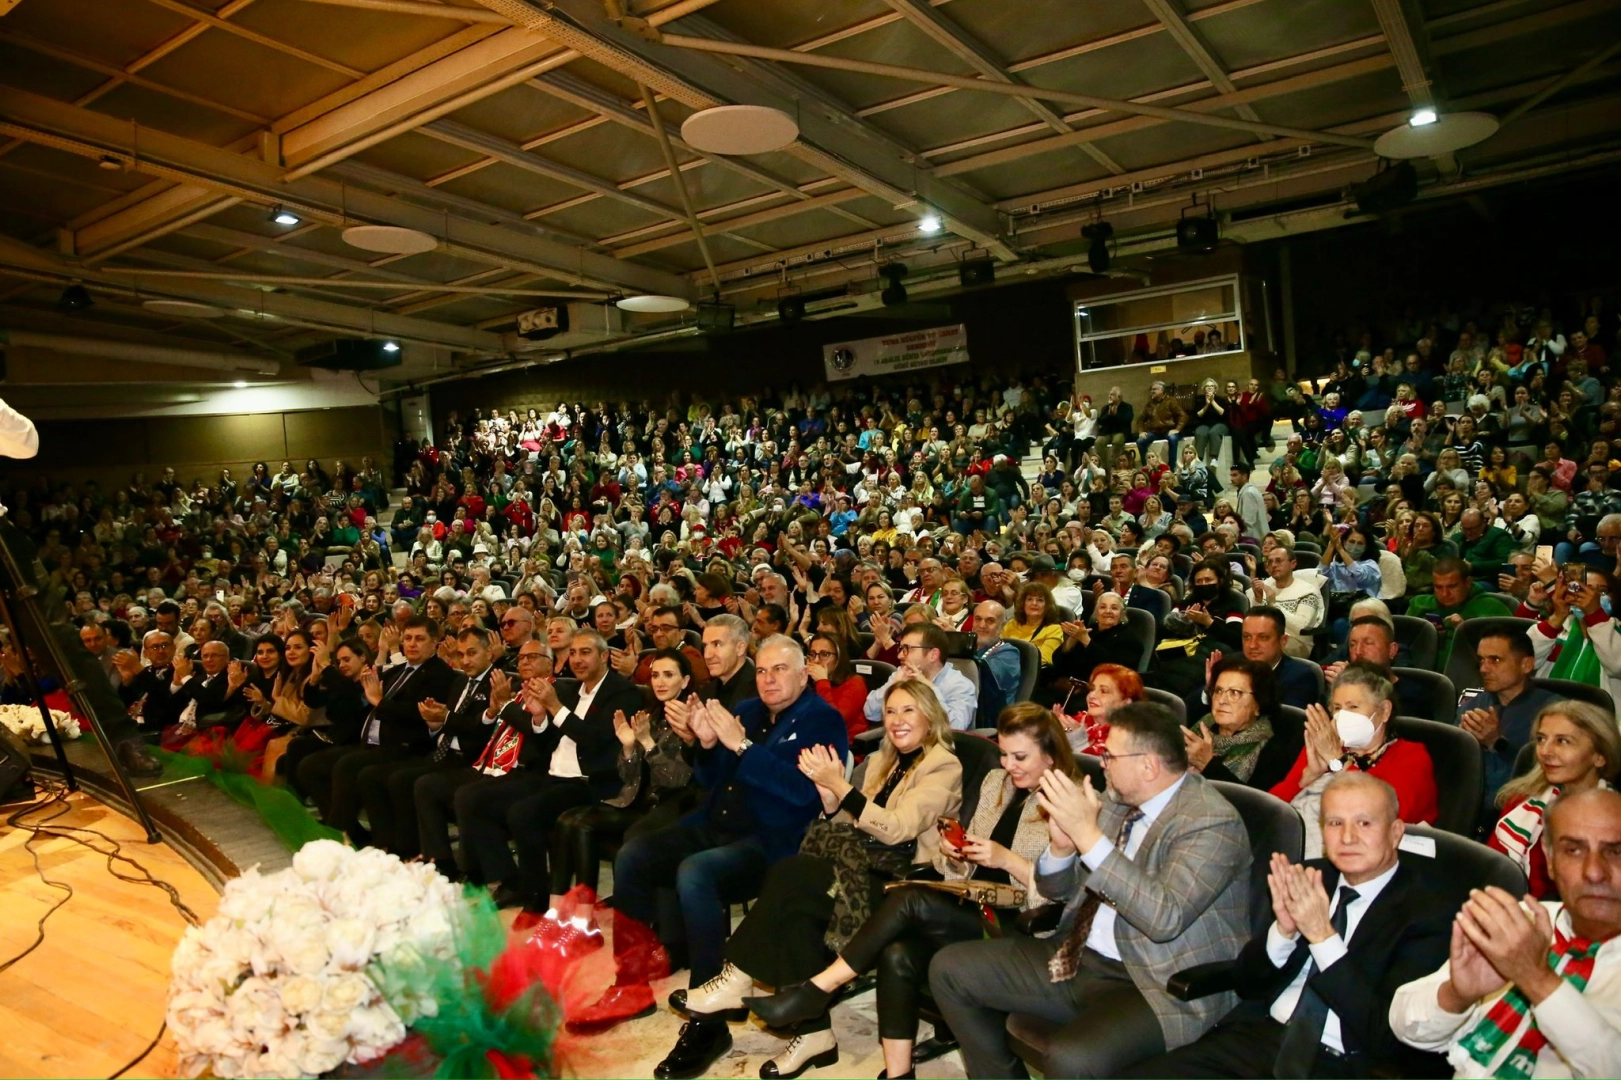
left=711, top=679, right=964, bottom=1079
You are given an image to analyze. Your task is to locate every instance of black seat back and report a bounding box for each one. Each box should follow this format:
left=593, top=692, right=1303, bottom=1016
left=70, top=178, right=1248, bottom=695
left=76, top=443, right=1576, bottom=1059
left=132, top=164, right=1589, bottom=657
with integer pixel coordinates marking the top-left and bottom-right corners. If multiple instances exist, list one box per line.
left=1208, top=780, right=1306, bottom=938
left=1390, top=716, right=1483, bottom=837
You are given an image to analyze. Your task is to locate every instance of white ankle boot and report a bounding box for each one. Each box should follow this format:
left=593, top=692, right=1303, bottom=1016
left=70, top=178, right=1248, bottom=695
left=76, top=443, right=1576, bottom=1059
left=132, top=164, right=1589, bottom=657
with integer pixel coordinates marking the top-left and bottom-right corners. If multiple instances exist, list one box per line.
left=760, top=1029, right=839, bottom=1079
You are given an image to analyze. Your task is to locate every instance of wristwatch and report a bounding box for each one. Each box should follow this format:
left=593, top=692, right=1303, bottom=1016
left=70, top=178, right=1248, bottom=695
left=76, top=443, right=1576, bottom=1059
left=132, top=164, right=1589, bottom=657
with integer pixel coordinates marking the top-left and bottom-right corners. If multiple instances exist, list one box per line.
left=1327, top=758, right=1344, bottom=773
left=734, top=738, right=753, bottom=757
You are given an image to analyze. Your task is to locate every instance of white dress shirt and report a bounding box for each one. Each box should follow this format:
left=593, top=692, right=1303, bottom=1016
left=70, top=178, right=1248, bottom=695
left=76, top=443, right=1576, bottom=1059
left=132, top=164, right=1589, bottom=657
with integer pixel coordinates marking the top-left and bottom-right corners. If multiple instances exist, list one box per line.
left=547, top=671, right=605, bottom=778
left=1266, top=860, right=1398, bottom=1052
left=1037, top=772, right=1187, bottom=961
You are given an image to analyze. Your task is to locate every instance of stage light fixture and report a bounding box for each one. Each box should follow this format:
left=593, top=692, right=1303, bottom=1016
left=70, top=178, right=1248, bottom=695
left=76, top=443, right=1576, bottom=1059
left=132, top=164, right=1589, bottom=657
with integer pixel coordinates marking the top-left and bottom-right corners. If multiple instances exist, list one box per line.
left=381, top=340, right=400, bottom=353
left=1408, top=108, right=1438, bottom=127
left=270, top=206, right=301, bottom=226
left=918, top=215, right=942, bottom=234
left=778, top=294, right=806, bottom=323
left=58, top=283, right=93, bottom=311
left=1081, top=221, right=1113, bottom=274
left=879, top=262, right=908, bottom=306
left=233, top=380, right=248, bottom=388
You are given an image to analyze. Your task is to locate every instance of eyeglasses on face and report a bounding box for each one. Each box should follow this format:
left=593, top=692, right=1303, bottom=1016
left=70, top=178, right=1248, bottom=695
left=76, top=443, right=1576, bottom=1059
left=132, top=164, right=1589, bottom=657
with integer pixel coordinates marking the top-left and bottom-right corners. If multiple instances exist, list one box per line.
left=1098, top=749, right=1150, bottom=765
left=1211, top=686, right=1253, bottom=702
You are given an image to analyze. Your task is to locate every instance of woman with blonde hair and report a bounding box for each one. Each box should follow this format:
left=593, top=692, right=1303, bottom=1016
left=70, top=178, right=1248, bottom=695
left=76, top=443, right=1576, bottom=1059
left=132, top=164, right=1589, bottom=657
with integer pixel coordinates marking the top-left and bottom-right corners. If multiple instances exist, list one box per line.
left=745, top=702, right=1075, bottom=1080
left=1489, top=701, right=1619, bottom=898
left=681, top=679, right=962, bottom=1076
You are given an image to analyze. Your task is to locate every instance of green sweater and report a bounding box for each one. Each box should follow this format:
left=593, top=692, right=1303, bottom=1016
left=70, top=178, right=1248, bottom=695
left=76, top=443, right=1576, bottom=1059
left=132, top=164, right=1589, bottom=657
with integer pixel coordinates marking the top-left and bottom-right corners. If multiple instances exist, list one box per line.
left=1405, top=590, right=1512, bottom=673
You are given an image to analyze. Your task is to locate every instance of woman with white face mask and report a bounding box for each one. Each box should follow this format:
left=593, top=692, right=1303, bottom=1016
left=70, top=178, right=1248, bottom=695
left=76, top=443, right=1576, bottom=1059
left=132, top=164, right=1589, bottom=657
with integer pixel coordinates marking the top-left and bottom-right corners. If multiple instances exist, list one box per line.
left=1269, top=661, right=1439, bottom=857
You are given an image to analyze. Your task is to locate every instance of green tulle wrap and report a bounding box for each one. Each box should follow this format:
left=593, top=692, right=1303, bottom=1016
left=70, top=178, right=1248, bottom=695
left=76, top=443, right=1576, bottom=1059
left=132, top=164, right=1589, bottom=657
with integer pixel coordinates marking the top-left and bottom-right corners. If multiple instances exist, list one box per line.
left=150, top=747, right=342, bottom=851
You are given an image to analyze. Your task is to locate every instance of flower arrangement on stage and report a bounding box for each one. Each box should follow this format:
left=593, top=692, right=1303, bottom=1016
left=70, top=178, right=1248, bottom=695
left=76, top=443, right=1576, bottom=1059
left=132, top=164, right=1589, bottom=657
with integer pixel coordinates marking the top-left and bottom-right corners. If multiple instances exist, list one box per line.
left=167, top=840, right=464, bottom=1078
left=0, top=702, right=80, bottom=745
left=168, top=840, right=588, bottom=1080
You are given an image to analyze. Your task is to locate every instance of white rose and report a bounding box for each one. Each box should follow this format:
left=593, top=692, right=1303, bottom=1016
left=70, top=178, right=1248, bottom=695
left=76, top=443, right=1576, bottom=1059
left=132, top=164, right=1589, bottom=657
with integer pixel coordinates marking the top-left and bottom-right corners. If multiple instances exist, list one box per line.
left=278, top=976, right=323, bottom=1015
left=306, top=1009, right=350, bottom=1042
left=320, top=973, right=371, bottom=1015
left=346, top=1004, right=406, bottom=1063
left=323, top=918, right=376, bottom=971
left=297, top=1038, right=348, bottom=1076
left=292, top=840, right=349, bottom=884
left=282, top=937, right=331, bottom=977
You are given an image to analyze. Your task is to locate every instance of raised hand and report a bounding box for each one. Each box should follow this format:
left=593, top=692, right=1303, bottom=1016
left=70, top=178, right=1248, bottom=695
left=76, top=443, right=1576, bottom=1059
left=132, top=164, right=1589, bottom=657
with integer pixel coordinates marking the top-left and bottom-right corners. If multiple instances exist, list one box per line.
left=1440, top=912, right=1511, bottom=1013
left=1267, top=852, right=1300, bottom=938
left=632, top=710, right=653, bottom=750
left=172, top=653, right=194, bottom=684
left=1301, top=703, right=1343, bottom=785
left=487, top=668, right=512, bottom=713
left=1459, top=705, right=1502, bottom=749
left=1183, top=721, right=1214, bottom=772
left=1456, top=887, right=1559, bottom=1004
left=612, top=708, right=637, bottom=750
left=361, top=665, right=383, bottom=705
left=1283, top=864, right=1335, bottom=944
left=418, top=698, right=449, bottom=728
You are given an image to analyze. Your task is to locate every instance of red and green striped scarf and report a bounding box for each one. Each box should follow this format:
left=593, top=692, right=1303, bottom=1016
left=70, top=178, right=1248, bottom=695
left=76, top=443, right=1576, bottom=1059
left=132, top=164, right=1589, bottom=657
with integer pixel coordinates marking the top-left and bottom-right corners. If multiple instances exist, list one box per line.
left=1460, top=923, right=1603, bottom=1079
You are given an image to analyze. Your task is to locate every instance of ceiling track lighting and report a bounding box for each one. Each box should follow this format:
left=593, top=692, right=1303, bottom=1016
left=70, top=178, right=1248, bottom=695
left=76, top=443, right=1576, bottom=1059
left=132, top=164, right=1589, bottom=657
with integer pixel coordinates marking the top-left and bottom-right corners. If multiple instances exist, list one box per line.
left=269, top=205, right=301, bottom=226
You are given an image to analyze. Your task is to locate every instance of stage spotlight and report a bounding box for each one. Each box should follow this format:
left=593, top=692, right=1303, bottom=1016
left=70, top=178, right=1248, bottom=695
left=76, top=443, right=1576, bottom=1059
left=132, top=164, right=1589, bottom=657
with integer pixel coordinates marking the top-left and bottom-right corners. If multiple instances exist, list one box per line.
left=778, top=294, right=806, bottom=323
left=1409, top=108, right=1438, bottom=127
left=269, top=206, right=301, bottom=226
left=918, top=215, right=942, bottom=234
left=58, top=283, right=93, bottom=312
left=879, top=262, right=908, bottom=306
left=1081, top=221, right=1113, bottom=274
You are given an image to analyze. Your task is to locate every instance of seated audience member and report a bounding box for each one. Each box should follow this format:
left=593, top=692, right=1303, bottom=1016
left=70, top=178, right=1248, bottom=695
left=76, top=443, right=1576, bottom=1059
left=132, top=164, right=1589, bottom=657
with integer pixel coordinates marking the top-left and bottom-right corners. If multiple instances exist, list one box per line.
left=1390, top=788, right=1621, bottom=1078
left=113, top=630, right=185, bottom=732
left=1526, top=566, right=1621, bottom=709
left=1405, top=558, right=1512, bottom=673
left=1185, top=656, right=1304, bottom=792
left=1106, top=551, right=1164, bottom=614
left=929, top=701, right=1251, bottom=1079
left=746, top=702, right=1075, bottom=1080
left=611, top=636, right=848, bottom=1080
left=1271, top=662, right=1438, bottom=857
left=618, top=605, right=709, bottom=691
left=1323, top=616, right=1429, bottom=719
left=863, top=623, right=977, bottom=732
left=969, top=600, right=1022, bottom=726
left=679, top=679, right=961, bottom=1076
left=1060, top=661, right=1145, bottom=754
left=806, top=631, right=869, bottom=743
left=1003, top=580, right=1064, bottom=665
left=1044, top=590, right=1141, bottom=703
left=1255, top=544, right=1325, bottom=659
left=355, top=626, right=500, bottom=858
left=1189, top=607, right=1323, bottom=716
left=1124, top=773, right=1454, bottom=1079
left=1456, top=628, right=1559, bottom=817
left=413, top=638, right=552, bottom=879
left=457, top=629, right=643, bottom=912
left=1489, top=701, right=1620, bottom=899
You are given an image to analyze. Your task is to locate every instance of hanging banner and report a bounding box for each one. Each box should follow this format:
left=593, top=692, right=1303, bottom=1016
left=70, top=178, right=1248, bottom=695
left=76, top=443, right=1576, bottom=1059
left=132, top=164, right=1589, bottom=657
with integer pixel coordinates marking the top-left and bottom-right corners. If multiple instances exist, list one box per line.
left=822, top=323, right=970, bottom=382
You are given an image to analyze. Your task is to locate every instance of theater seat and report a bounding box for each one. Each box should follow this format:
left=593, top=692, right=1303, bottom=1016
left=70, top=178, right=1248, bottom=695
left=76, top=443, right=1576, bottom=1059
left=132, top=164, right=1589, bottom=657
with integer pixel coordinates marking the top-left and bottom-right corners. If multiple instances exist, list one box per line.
left=1144, top=686, right=1187, bottom=725
left=1121, top=608, right=1157, bottom=670
left=1392, top=667, right=1460, bottom=723
left=1390, top=615, right=1439, bottom=671
left=1400, top=822, right=1528, bottom=902
left=1529, top=677, right=1616, bottom=718
left=1390, top=716, right=1483, bottom=838
left=1004, top=638, right=1041, bottom=704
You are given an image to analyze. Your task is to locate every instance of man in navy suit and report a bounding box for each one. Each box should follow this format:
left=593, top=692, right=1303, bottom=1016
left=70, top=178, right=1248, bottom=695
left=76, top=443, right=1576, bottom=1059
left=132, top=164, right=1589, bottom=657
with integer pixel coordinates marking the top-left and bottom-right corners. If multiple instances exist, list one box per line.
left=1124, top=772, right=1452, bottom=1078
left=1186, top=606, right=1322, bottom=719
left=620, top=634, right=849, bottom=1080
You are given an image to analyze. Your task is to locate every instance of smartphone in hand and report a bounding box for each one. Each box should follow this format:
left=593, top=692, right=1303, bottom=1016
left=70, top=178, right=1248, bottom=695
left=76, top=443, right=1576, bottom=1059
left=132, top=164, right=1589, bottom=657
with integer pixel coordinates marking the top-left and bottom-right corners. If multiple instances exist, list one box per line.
left=937, top=816, right=967, bottom=850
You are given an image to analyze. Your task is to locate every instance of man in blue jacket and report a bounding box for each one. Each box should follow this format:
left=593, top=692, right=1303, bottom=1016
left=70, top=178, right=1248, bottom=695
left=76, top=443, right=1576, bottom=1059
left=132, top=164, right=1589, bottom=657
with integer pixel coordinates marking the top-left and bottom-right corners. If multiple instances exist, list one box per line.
left=615, top=634, right=849, bottom=1079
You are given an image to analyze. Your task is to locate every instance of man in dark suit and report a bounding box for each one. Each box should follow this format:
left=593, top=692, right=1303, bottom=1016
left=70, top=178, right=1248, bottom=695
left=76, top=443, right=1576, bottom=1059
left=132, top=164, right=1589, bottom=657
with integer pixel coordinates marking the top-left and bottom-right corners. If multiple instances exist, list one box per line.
left=296, top=615, right=454, bottom=838
left=1123, top=772, right=1451, bottom=1079
left=414, top=638, right=553, bottom=879
left=358, top=626, right=501, bottom=857
left=169, top=640, right=239, bottom=729
left=1186, top=607, right=1322, bottom=719
left=455, top=629, right=642, bottom=911
left=113, top=630, right=189, bottom=732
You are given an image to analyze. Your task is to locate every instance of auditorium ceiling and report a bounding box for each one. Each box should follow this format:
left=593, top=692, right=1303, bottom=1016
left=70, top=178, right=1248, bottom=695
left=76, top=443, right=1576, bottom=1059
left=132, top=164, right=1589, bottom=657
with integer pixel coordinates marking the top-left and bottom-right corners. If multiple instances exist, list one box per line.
left=0, top=0, right=1617, bottom=407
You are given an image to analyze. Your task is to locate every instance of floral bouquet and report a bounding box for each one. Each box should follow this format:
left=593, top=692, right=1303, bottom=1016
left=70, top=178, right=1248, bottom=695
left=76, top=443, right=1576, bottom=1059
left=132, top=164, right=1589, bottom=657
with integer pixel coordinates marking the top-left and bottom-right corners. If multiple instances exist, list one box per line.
left=0, top=702, right=80, bottom=745
left=167, top=841, right=463, bottom=1079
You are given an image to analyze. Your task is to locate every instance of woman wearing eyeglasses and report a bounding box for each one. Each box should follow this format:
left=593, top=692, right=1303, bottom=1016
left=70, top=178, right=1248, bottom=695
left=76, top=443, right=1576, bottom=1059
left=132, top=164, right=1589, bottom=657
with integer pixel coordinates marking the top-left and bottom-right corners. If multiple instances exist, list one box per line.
left=1182, top=656, right=1302, bottom=792
left=807, top=632, right=869, bottom=744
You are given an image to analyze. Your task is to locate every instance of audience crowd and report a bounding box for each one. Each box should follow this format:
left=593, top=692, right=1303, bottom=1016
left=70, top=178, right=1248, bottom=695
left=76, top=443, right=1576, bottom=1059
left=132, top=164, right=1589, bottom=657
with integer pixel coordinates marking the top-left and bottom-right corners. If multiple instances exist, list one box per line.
left=5, top=291, right=1620, bottom=1080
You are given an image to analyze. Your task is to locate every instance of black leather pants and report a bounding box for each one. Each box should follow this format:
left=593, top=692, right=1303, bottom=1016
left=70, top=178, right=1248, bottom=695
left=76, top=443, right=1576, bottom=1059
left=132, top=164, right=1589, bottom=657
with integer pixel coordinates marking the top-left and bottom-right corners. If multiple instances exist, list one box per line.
left=839, top=884, right=990, bottom=1042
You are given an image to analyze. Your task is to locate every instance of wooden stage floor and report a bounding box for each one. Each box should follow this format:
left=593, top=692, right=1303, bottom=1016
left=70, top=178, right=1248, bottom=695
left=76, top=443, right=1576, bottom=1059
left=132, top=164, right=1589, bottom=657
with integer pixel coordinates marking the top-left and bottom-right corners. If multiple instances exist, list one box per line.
left=0, top=784, right=219, bottom=1080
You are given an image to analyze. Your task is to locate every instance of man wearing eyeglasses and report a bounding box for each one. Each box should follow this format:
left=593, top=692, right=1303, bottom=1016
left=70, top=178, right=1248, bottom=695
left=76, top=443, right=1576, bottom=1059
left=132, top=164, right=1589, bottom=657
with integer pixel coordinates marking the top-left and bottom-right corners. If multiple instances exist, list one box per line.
left=610, top=604, right=708, bottom=691
left=861, top=622, right=977, bottom=731
left=931, top=702, right=1249, bottom=1078
left=496, top=606, right=537, bottom=674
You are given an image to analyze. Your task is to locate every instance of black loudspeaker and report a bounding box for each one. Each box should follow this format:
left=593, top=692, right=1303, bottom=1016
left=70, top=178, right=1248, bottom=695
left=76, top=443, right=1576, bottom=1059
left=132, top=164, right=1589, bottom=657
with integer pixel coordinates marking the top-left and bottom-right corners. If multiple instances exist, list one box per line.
left=1176, top=215, right=1220, bottom=252
left=0, top=722, right=31, bottom=801
left=958, top=258, right=995, bottom=287
left=1354, top=161, right=1419, bottom=214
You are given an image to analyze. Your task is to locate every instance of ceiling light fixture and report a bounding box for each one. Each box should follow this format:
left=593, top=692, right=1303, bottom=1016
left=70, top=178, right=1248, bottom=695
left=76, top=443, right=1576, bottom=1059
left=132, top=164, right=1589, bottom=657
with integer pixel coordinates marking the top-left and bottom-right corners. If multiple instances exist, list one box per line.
left=1408, top=108, right=1438, bottom=127
left=919, top=215, right=942, bottom=234
left=57, top=283, right=93, bottom=312
left=616, top=294, right=690, bottom=313
left=381, top=340, right=400, bottom=353
left=1082, top=221, right=1113, bottom=273
left=233, top=380, right=248, bottom=389
left=142, top=299, right=227, bottom=319
left=341, top=225, right=438, bottom=255
left=680, top=105, right=798, bottom=155
left=1374, top=111, right=1500, bottom=159
left=269, top=206, right=301, bottom=226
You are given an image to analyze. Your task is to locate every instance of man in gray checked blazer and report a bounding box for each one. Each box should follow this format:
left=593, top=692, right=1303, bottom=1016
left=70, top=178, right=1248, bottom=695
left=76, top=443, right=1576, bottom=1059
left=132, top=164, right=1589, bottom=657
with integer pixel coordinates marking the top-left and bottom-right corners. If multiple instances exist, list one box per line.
left=930, top=702, right=1251, bottom=1078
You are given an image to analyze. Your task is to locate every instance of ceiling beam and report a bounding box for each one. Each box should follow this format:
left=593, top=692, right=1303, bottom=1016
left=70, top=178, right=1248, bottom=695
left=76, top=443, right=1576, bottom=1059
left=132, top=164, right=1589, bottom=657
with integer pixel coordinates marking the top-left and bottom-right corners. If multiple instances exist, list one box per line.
left=136, top=0, right=364, bottom=78
left=0, top=85, right=694, bottom=298
left=876, top=0, right=1124, bottom=174
left=1368, top=0, right=1437, bottom=108
left=1138, top=0, right=1270, bottom=137
left=655, top=34, right=1376, bottom=149
left=284, top=0, right=512, bottom=22
left=474, top=0, right=1016, bottom=259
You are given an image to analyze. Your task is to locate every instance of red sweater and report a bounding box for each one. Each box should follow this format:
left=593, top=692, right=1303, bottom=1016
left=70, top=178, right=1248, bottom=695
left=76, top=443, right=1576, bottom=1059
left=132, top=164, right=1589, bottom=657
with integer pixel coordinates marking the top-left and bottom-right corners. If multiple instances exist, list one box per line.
left=1270, top=738, right=1438, bottom=825
left=816, top=675, right=870, bottom=743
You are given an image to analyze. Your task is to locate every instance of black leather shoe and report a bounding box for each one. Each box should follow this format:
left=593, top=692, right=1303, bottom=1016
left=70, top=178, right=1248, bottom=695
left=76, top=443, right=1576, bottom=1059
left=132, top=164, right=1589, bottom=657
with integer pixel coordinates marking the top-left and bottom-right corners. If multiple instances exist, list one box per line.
left=744, top=981, right=833, bottom=1029
left=876, top=1070, right=915, bottom=1078
left=115, top=738, right=162, bottom=778
left=653, top=1020, right=732, bottom=1079
left=490, top=883, right=530, bottom=910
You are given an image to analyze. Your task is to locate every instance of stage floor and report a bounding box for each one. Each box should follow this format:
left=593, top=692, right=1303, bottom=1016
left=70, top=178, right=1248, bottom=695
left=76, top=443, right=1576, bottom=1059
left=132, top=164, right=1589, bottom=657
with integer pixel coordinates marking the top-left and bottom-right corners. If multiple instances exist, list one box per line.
left=0, top=785, right=219, bottom=1079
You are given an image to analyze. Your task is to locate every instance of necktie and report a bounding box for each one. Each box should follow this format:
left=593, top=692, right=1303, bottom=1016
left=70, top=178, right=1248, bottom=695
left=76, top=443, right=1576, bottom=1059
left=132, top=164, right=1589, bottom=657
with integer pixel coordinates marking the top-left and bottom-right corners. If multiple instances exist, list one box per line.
left=432, top=674, right=482, bottom=762
left=365, top=665, right=417, bottom=745
left=1048, top=806, right=1145, bottom=982
left=1273, top=886, right=1359, bottom=1078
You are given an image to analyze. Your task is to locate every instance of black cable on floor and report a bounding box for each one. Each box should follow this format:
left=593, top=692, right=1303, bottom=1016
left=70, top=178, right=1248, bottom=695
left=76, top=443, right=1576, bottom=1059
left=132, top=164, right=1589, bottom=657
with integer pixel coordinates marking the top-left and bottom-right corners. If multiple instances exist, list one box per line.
left=2, top=777, right=203, bottom=1077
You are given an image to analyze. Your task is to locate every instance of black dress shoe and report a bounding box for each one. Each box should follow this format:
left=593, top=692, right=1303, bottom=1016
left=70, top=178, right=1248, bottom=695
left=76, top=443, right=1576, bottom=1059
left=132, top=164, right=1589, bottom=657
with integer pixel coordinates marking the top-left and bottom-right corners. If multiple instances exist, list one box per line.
left=744, top=981, right=833, bottom=1029
left=653, top=1020, right=732, bottom=1079
left=115, top=738, right=162, bottom=778
left=490, top=883, right=530, bottom=910
left=876, top=1070, right=915, bottom=1078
